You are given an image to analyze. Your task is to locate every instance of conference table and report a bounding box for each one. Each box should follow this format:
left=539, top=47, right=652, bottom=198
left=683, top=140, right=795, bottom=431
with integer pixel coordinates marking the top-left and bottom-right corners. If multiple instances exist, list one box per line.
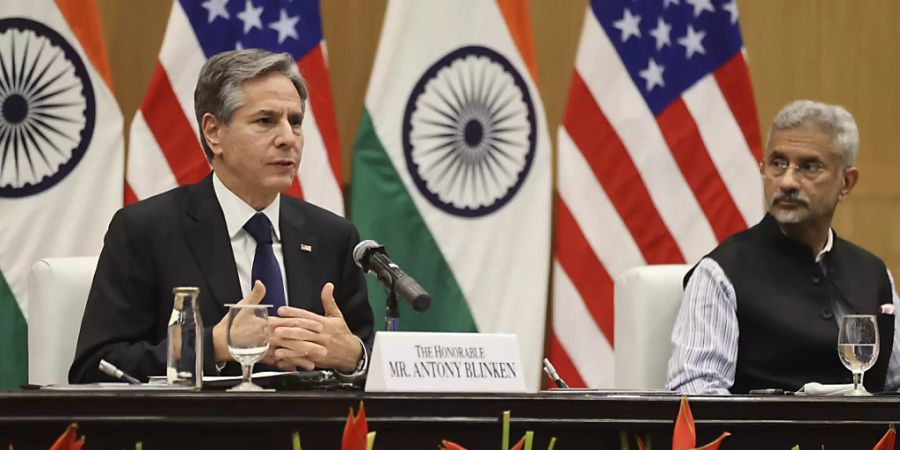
left=0, top=389, right=897, bottom=449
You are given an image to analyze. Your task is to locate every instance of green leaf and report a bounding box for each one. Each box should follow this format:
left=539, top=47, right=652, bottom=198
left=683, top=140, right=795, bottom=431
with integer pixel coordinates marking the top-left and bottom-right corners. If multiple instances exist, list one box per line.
left=502, top=411, right=510, bottom=450
left=292, top=431, right=302, bottom=450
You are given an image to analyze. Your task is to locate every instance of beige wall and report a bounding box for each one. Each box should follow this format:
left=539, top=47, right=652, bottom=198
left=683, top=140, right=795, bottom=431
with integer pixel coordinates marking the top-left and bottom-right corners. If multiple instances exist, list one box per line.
left=97, top=0, right=900, bottom=276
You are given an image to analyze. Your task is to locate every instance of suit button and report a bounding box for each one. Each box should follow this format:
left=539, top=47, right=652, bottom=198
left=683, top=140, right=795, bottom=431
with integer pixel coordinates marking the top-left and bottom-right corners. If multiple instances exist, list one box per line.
left=821, top=308, right=834, bottom=320
left=812, top=276, right=822, bottom=284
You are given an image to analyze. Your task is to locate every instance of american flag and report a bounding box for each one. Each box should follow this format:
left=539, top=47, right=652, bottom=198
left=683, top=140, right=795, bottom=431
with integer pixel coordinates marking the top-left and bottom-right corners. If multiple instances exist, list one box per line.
left=126, top=0, right=344, bottom=215
left=548, top=0, right=763, bottom=388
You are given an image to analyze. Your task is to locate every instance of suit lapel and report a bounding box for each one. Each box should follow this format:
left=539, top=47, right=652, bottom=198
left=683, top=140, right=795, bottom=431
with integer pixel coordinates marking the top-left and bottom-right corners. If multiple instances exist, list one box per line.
left=183, top=175, right=243, bottom=311
left=281, top=200, right=319, bottom=311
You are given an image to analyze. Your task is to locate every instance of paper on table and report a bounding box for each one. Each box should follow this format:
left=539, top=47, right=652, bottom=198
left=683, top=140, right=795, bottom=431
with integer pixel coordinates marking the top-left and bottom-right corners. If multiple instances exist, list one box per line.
left=146, top=371, right=299, bottom=384
left=202, top=371, right=291, bottom=382
left=796, top=382, right=854, bottom=396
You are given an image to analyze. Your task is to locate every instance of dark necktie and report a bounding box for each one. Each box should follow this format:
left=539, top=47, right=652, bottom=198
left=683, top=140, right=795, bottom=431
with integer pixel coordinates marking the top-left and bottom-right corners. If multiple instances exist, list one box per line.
left=243, top=213, right=287, bottom=316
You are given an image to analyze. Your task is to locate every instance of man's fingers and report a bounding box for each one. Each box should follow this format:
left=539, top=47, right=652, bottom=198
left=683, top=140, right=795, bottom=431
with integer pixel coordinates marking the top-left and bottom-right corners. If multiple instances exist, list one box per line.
left=269, top=317, right=324, bottom=333
left=276, top=360, right=300, bottom=371
left=241, top=280, right=266, bottom=305
left=275, top=306, right=322, bottom=321
left=259, top=346, right=278, bottom=366
left=274, top=347, right=319, bottom=371
left=273, top=325, right=321, bottom=342
left=320, top=282, right=344, bottom=318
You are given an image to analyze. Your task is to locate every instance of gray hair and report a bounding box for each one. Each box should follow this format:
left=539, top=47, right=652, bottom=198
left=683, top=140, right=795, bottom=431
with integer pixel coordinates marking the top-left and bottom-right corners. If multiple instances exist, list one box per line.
left=766, top=99, right=859, bottom=166
left=194, top=49, right=308, bottom=162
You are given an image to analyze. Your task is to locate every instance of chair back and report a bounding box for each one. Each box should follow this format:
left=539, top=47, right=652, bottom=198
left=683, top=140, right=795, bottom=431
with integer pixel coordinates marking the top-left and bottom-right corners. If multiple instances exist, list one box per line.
left=27, top=256, right=98, bottom=385
left=613, top=264, right=690, bottom=389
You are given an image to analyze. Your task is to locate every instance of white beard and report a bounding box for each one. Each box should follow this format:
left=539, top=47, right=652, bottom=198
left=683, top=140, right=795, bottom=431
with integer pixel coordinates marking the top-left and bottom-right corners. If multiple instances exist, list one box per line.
left=769, top=207, right=808, bottom=224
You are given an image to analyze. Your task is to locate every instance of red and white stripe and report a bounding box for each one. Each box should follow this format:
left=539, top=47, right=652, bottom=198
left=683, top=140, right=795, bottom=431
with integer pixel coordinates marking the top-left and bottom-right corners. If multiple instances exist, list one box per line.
left=548, top=9, right=763, bottom=388
left=125, top=3, right=344, bottom=215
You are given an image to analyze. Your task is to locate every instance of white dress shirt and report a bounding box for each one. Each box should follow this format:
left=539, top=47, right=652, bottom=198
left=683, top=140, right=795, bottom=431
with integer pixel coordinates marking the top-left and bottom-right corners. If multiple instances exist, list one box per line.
left=212, top=173, right=288, bottom=303
left=212, top=173, right=367, bottom=377
left=666, top=229, right=900, bottom=394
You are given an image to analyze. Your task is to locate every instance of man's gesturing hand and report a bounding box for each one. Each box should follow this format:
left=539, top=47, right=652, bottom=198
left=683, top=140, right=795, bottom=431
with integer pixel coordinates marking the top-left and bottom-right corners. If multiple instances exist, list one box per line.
left=213, top=280, right=266, bottom=363
left=268, top=282, right=362, bottom=372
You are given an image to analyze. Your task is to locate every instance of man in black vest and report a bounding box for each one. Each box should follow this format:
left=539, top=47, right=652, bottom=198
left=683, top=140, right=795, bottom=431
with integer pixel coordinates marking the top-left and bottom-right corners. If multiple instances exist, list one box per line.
left=666, top=100, right=899, bottom=394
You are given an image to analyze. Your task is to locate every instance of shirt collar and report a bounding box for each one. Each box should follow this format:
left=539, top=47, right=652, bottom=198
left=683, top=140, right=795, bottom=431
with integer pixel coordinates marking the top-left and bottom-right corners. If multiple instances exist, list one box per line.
left=816, top=228, right=834, bottom=263
left=212, top=172, right=281, bottom=241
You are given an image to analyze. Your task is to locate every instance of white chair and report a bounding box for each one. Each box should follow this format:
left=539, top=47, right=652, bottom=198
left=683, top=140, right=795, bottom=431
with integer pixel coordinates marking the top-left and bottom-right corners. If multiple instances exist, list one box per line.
left=613, top=264, right=690, bottom=390
left=27, top=256, right=98, bottom=385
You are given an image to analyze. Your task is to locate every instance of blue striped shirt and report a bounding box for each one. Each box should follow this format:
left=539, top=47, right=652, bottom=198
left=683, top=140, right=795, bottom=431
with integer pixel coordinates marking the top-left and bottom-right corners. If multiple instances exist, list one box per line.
left=666, top=232, right=900, bottom=394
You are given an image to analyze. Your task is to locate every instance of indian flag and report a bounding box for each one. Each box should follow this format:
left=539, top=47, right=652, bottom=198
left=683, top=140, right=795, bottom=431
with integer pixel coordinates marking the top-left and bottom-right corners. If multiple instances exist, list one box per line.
left=0, top=0, right=123, bottom=388
left=350, top=0, right=551, bottom=391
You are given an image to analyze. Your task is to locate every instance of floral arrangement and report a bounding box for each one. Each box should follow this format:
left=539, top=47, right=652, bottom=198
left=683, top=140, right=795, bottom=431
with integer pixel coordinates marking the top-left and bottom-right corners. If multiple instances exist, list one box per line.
left=12, top=399, right=897, bottom=449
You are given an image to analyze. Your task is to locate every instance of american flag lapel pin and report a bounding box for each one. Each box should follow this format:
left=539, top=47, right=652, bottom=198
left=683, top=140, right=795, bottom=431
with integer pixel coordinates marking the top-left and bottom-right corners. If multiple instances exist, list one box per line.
left=300, top=244, right=313, bottom=252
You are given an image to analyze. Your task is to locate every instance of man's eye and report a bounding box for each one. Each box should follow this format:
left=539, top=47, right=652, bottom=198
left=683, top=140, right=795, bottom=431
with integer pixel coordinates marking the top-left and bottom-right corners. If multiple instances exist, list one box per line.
left=801, top=162, right=824, bottom=173
left=256, top=117, right=271, bottom=124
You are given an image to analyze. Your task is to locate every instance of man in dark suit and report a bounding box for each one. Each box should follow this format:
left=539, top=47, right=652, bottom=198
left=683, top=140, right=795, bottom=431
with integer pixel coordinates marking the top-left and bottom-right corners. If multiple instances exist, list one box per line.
left=69, top=49, right=373, bottom=383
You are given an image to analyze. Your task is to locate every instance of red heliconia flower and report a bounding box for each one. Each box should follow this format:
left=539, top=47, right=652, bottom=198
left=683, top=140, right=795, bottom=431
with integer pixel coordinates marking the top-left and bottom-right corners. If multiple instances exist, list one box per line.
left=439, top=440, right=467, bottom=450
left=873, top=425, right=896, bottom=450
left=673, top=397, right=730, bottom=450
left=341, top=401, right=368, bottom=450
left=49, top=423, right=84, bottom=450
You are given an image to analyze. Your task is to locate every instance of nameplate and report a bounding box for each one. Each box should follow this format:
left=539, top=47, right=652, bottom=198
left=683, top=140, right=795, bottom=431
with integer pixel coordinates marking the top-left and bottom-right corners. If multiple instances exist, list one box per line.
left=365, top=331, right=526, bottom=393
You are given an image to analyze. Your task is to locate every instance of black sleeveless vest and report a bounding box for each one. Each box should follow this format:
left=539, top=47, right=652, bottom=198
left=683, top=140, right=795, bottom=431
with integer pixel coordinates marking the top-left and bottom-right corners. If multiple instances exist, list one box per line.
left=689, top=214, right=894, bottom=394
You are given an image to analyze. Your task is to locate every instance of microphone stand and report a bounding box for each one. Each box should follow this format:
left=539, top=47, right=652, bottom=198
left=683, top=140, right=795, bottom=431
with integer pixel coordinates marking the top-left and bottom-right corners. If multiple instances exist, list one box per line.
left=383, top=277, right=400, bottom=332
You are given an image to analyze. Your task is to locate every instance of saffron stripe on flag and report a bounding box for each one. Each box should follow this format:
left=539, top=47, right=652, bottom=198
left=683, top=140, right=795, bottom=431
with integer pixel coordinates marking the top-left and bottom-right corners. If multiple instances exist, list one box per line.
left=657, top=98, right=747, bottom=242
left=55, top=0, right=113, bottom=89
left=563, top=73, right=684, bottom=265
left=495, top=0, right=540, bottom=81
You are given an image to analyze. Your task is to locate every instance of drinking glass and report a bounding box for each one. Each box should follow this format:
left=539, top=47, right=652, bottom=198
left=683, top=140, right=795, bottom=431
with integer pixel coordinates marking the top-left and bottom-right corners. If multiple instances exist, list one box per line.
left=225, top=304, right=270, bottom=392
left=837, top=314, right=879, bottom=396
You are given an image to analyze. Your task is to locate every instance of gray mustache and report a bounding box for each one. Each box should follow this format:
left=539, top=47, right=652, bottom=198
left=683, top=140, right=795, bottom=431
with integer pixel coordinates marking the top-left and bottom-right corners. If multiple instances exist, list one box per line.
left=771, top=192, right=809, bottom=206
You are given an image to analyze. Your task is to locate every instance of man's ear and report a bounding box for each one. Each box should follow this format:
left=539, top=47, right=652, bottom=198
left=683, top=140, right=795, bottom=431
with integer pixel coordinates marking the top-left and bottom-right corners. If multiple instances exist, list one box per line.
left=838, top=166, right=859, bottom=201
left=201, top=113, right=224, bottom=157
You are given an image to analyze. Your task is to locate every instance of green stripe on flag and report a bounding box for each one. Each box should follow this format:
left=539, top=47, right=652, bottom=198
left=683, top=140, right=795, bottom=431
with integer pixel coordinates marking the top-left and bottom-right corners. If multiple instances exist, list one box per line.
left=0, top=270, right=27, bottom=389
left=350, top=109, right=477, bottom=333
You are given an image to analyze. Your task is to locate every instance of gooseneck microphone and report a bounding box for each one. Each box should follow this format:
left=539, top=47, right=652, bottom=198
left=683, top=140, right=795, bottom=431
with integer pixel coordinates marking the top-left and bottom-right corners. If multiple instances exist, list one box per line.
left=353, top=240, right=431, bottom=312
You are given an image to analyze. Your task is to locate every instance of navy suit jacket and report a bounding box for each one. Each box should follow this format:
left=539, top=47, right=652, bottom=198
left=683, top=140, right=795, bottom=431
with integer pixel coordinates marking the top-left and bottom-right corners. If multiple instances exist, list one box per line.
left=69, top=174, right=373, bottom=383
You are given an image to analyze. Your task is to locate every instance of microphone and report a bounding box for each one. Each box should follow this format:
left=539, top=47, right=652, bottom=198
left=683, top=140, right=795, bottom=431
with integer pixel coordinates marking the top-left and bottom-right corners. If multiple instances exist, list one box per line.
left=353, top=240, right=431, bottom=312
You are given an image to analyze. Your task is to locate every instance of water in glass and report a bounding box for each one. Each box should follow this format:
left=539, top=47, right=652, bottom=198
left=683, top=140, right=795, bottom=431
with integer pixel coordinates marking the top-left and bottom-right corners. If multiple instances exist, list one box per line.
left=837, top=314, right=879, bottom=396
left=225, top=303, right=270, bottom=392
